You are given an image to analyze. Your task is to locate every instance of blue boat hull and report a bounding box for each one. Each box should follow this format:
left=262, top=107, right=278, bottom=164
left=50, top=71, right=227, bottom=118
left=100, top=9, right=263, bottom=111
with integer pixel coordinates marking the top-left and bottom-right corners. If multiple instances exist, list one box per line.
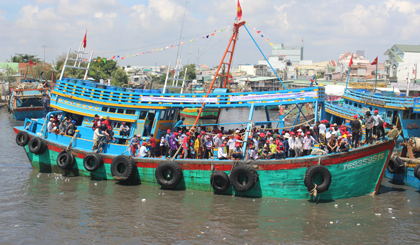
left=12, top=108, right=44, bottom=120
left=385, top=168, right=420, bottom=190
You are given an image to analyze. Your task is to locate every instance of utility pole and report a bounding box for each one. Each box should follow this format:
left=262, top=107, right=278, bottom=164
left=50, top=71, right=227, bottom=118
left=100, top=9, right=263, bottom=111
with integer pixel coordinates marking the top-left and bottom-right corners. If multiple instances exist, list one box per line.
left=42, top=45, right=47, bottom=63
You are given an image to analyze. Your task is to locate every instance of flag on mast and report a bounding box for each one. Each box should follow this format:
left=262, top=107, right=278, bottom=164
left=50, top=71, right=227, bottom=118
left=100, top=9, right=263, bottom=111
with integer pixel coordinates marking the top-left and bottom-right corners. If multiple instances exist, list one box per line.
left=348, top=54, right=353, bottom=67
left=82, top=30, right=87, bottom=48
left=237, top=0, right=242, bottom=21
left=371, top=56, right=378, bottom=65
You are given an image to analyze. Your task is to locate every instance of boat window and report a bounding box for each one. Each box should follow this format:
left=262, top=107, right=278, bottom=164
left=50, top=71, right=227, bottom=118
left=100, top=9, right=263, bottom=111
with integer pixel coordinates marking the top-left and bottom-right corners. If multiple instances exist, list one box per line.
left=349, top=102, right=352, bottom=106
left=358, top=104, right=362, bottom=108
left=117, top=108, right=124, bottom=114
left=101, top=107, right=108, bottom=112
left=115, top=122, right=121, bottom=128
left=126, top=109, right=135, bottom=115
left=170, top=110, right=175, bottom=120
left=160, top=110, right=166, bottom=120
left=354, top=103, right=357, bottom=107
left=139, top=111, right=147, bottom=120
left=387, top=111, right=392, bottom=118
left=410, top=112, right=416, bottom=119
left=345, top=100, right=348, bottom=104
left=403, top=110, right=410, bottom=119
left=109, top=107, right=116, bottom=113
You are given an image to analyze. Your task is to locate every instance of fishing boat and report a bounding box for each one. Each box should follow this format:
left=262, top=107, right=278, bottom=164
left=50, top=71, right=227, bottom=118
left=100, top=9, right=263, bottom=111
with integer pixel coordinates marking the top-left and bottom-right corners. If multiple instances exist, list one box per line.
left=325, top=81, right=420, bottom=190
left=13, top=21, right=397, bottom=200
left=8, top=79, right=48, bottom=120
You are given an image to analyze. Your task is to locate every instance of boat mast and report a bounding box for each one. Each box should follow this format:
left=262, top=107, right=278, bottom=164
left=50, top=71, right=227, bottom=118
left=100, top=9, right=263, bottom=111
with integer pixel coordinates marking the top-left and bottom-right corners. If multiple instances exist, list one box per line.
left=190, top=21, right=246, bottom=131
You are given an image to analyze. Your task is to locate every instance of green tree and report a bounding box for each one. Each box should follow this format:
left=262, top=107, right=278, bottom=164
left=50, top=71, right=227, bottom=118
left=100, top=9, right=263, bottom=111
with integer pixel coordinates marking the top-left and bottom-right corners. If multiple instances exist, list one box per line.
left=88, top=57, right=118, bottom=82
left=179, top=64, right=196, bottom=80
left=0, top=66, right=16, bottom=83
left=9, top=53, right=41, bottom=63
left=111, top=69, right=128, bottom=87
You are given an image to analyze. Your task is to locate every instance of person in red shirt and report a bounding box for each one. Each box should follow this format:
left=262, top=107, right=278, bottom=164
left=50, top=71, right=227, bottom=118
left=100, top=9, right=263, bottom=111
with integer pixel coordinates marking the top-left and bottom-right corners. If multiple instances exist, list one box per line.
left=148, top=134, right=156, bottom=158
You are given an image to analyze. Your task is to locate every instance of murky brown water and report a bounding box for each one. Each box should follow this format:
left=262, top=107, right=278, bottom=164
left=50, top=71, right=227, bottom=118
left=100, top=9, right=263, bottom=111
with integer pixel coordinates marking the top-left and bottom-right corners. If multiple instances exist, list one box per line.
left=1, top=107, right=420, bottom=244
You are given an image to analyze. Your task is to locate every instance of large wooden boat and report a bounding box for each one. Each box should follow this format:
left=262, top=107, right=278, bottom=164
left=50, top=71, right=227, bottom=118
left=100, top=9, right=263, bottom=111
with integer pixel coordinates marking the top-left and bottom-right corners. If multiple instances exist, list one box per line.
left=13, top=21, right=396, bottom=200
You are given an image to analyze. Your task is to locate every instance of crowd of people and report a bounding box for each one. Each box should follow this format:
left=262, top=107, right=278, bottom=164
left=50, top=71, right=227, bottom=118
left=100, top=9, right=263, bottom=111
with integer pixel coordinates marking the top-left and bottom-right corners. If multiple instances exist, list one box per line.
left=46, top=109, right=392, bottom=159
left=131, top=110, right=391, bottom=160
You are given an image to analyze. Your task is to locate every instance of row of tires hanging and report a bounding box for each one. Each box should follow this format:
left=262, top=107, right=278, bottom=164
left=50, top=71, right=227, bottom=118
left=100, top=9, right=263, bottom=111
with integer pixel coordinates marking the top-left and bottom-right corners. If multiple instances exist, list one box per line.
left=16, top=130, right=334, bottom=194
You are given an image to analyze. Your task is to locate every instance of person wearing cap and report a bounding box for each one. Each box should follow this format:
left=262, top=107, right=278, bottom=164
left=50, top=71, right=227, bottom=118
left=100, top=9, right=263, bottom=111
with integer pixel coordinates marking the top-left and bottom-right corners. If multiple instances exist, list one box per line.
left=338, top=135, right=350, bottom=153
left=180, top=132, right=189, bottom=159
left=213, top=133, right=223, bottom=149
left=275, top=142, right=286, bottom=159
left=303, top=131, right=318, bottom=156
left=372, top=110, right=385, bottom=142
left=65, top=120, right=77, bottom=136
left=365, top=111, right=375, bottom=145
left=293, top=132, right=304, bottom=158
left=262, top=140, right=271, bottom=159
left=139, top=142, right=149, bottom=157
left=148, top=134, right=156, bottom=158
left=327, top=134, right=338, bottom=153
left=351, top=115, right=361, bottom=148
left=204, top=135, right=213, bottom=159
left=169, top=132, right=179, bottom=158
left=200, top=131, right=207, bottom=159
left=217, top=143, right=228, bottom=160
left=232, top=141, right=243, bottom=160
left=120, top=122, right=130, bottom=137
left=227, top=135, right=235, bottom=159
left=47, top=117, right=54, bottom=133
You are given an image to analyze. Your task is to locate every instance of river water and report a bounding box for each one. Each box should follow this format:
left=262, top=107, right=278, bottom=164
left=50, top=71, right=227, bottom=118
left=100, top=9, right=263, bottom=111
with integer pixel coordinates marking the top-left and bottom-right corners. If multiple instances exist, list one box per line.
left=1, top=107, right=420, bottom=244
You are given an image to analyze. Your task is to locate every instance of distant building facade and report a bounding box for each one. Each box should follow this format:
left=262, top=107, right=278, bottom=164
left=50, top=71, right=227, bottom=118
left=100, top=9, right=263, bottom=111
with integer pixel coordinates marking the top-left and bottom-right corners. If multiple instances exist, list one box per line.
left=384, top=44, right=420, bottom=83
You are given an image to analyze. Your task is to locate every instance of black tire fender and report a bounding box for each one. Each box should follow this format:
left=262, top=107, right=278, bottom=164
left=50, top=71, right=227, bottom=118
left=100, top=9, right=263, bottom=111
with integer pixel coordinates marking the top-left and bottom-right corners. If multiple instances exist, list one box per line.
left=414, top=164, right=420, bottom=180
left=210, top=171, right=230, bottom=192
left=57, top=151, right=75, bottom=170
left=155, top=161, right=183, bottom=189
left=83, top=153, right=103, bottom=172
left=387, top=158, right=405, bottom=174
left=28, top=137, right=47, bottom=155
left=16, top=131, right=30, bottom=146
left=304, top=165, right=332, bottom=194
left=111, top=155, right=135, bottom=181
left=230, top=164, right=258, bottom=192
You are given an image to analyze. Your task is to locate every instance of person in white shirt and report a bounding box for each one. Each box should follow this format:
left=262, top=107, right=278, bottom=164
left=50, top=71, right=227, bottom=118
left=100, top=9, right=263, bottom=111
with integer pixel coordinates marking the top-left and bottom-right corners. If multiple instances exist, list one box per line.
left=227, top=135, right=236, bottom=159
left=217, top=144, right=228, bottom=160
left=119, top=122, right=130, bottom=137
left=319, top=122, right=326, bottom=143
left=139, top=142, right=148, bottom=157
left=288, top=132, right=296, bottom=157
left=47, top=118, right=54, bottom=133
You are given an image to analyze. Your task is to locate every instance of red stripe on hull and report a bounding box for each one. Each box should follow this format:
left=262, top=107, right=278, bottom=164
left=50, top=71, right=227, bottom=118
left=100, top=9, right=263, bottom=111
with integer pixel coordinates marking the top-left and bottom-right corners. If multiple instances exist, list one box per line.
left=15, top=107, right=44, bottom=112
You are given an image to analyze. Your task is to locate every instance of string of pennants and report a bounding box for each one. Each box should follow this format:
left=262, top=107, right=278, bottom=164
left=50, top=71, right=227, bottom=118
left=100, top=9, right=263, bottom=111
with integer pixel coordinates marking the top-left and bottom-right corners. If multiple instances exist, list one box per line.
left=245, top=22, right=298, bottom=66
left=90, top=25, right=233, bottom=63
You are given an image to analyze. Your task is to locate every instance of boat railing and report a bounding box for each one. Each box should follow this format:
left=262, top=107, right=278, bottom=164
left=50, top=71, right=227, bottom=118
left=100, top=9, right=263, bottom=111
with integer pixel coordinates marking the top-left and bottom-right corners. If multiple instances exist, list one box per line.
left=325, top=103, right=360, bottom=118
left=345, top=89, right=414, bottom=108
left=53, top=80, right=325, bottom=108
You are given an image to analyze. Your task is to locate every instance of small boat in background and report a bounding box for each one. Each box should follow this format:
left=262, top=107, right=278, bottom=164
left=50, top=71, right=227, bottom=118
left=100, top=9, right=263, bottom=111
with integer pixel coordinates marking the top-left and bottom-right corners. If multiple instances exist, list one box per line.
left=8, top=79, right=47, bottom=120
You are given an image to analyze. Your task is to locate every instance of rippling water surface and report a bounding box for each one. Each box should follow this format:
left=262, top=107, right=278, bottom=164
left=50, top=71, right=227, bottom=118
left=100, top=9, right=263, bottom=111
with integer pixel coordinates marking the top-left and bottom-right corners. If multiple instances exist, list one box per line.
left=1, top=107, right=420, bottom=244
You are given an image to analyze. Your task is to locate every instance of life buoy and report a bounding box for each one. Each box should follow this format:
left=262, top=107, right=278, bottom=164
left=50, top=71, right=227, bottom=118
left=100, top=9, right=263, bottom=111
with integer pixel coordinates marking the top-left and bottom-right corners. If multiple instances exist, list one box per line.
left=304, top=165, right=332, bottom=194
left=210, top=171, right=230, bottom=192
left=28, top=137, right=47, bottom=155
left=387, top=157, right=405, bottom=174
left=414, top=164, right=420, bottom=180
left=155, top=161, right=183, bottom=189
left=111, top=155, right=135, bottom=181
left=230, top=164, right=258, bottom=192
left=83, top=153, right=103, bottom=172
left=16, top=131, right=30, bottom=146
left=57, top=151, right=75, bottom=170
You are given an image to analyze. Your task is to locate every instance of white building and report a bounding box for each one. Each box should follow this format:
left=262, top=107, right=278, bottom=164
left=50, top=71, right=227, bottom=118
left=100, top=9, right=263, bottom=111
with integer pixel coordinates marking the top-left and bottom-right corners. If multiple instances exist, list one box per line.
left=336, top=52, right=369, bottom=73
left=384, top=44, right=420, bottom=83
left=238, top=64, right=256, bottom=76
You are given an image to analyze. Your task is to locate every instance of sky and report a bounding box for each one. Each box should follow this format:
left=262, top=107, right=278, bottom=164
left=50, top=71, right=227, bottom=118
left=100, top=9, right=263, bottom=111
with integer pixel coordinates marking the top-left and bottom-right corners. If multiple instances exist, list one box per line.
left=1, top=0, right=420, bottom=68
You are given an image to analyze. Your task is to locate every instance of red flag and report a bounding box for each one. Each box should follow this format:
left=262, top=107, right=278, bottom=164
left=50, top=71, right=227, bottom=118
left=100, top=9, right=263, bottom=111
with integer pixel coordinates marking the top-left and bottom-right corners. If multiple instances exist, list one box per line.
left=371, top=56, right=378, bottom=65
left=82, top=30, right=87, bottom=48
left=349, top=54, right=353, bottom=67
left=237, top=0, right=242, bottom=21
